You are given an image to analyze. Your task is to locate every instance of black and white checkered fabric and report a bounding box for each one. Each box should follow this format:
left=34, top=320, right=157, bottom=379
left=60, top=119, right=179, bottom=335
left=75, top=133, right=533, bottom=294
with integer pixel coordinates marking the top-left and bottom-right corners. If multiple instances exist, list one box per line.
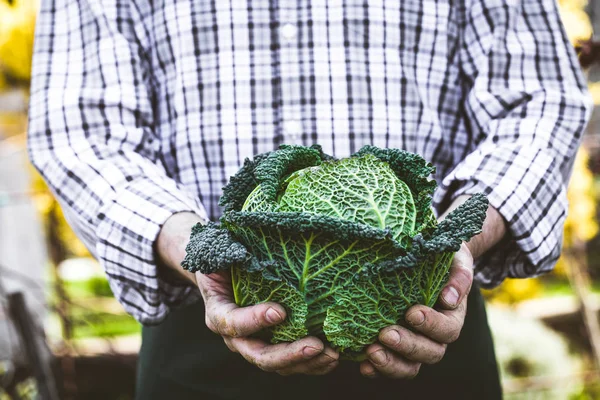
left=28, top=0, right=592, bottom=324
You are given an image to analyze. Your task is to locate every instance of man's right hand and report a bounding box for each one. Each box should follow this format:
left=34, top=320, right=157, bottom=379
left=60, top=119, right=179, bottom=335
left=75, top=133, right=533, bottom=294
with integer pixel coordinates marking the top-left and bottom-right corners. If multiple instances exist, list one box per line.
left=156, top=212, right=339, bottom=376
left=197, top=270, right=339, bottom=375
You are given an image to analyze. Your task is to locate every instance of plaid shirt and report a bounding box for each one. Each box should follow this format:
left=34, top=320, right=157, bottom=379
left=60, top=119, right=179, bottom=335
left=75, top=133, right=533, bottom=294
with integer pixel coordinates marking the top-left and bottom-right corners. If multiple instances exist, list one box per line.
left=28, top=0, right=592, bottom=325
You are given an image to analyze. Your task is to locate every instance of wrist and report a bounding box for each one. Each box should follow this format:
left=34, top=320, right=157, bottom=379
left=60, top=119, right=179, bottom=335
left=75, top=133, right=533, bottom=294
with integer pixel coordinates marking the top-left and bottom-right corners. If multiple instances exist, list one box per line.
left=466, top=204, right=506, bottom=260
left=156, top=212, right=206, bottom=286
left=441, top=194, right=507, bottom=260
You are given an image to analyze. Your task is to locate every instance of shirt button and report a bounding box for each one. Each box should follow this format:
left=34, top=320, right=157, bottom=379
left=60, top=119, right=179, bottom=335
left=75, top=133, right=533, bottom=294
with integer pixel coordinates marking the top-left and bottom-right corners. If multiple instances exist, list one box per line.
left=284, top=120, right=302, bottom=141
left=281, top=23, right=297, bottom=41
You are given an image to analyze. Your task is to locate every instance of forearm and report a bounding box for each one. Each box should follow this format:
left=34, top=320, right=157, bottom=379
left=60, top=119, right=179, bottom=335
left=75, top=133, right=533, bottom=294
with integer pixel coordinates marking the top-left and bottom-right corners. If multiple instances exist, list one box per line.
left=156, top=212, right=206, bottom=286
left=440, top=195, right=507, bottom=260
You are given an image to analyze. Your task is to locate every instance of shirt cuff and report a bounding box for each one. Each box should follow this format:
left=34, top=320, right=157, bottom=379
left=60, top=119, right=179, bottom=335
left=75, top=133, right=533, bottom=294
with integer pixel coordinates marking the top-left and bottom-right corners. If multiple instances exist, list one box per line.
left=433, top=144, right=568, bottom=288
left=95, top=176, right=207, bottom=325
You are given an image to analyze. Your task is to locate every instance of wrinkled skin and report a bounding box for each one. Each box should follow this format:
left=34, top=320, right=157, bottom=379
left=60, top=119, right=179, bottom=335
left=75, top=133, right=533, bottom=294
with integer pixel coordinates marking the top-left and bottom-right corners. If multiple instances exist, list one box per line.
left=198, top=270, right=340, bottom=376
left=361, top=244, right=474, bottom=378
left=194, top=243, right=475, bottom=378
left=158, top=212, right=340, bottom=375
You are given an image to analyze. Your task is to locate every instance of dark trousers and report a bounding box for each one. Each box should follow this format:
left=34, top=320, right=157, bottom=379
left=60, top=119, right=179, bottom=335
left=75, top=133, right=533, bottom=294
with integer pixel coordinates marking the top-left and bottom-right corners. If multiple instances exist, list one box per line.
left=136, top=287, right=502, bottom=400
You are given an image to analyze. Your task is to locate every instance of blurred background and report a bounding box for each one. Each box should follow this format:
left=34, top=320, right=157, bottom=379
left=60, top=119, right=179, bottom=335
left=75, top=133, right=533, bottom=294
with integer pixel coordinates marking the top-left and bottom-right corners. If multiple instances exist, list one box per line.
left=2, top=0, right=600, bottom=399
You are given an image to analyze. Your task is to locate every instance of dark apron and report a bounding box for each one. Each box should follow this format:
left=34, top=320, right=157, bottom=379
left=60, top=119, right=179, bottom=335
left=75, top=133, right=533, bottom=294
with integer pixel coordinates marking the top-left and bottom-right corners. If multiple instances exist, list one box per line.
left=136, top=286, right=502, bottom=400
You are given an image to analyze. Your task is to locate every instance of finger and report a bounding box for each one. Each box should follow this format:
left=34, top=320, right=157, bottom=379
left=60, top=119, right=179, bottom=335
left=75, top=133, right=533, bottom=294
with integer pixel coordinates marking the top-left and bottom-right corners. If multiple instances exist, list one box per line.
left=379, top=326, right=446, bottom=364
left=276, top=346, right=340, bottom=376
left=438, top=244, right=474, bottom=310
left=366, top=344, right=421, bottom=379
left=207, top=300, right=286, bottom=338
left=360, top=360, right=380, bottom=378
left=223, top=337, right=237, bottom=353
left=228, top=335, right=325, bottom=372
left=405, top=301, right=467, bottom=344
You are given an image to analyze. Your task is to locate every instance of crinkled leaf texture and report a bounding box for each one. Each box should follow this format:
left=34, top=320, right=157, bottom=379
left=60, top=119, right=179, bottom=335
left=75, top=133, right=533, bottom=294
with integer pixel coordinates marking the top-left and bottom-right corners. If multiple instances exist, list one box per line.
left=182, top=144, right=488, bottom=359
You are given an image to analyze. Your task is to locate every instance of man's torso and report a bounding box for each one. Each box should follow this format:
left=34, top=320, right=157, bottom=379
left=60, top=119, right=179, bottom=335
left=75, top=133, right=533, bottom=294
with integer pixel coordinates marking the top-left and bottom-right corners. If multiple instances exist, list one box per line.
left=129, top=0, right=474, bottom=219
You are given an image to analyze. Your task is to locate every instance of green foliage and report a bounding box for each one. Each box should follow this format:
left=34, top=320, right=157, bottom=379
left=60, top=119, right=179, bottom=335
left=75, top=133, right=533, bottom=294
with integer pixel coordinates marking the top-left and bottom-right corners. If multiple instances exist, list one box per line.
left=182, top=145, right=488, bottom=358
left=72, top=309, right=141, bottom=339
left=64, top=276, right=114, bottom=298
left=62, top=277, right=141, bottom=338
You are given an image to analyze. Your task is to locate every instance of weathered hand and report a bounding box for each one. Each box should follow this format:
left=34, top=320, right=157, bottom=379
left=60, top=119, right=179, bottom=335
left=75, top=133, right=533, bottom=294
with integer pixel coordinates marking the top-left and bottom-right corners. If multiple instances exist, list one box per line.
left=197, top=270, right=340, bottom=376
left=360, top=243, right=474, bottom=379
left=156, top=212, right=339, bottom=375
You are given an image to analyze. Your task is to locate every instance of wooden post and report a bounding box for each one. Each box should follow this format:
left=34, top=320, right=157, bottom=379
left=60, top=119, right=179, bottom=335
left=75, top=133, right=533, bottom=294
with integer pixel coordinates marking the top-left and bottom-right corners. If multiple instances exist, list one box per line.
left=46, top=203, right=77, bottom=399
left=564, top=240, right=600, bottom=370
left=7, top=292, right=59, bottom=400
left=47, top=203, right=72, bottom=341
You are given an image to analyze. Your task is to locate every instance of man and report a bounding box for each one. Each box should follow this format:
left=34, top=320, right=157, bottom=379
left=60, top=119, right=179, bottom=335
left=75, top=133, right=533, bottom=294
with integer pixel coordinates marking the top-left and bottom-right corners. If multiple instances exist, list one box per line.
left=28, top=0, right=591, bottom=399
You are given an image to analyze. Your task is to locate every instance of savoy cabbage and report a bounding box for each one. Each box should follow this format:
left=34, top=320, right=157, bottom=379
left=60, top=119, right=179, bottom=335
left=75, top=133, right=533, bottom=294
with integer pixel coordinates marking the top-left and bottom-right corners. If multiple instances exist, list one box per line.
left=182, top=144, right=487, bottom=358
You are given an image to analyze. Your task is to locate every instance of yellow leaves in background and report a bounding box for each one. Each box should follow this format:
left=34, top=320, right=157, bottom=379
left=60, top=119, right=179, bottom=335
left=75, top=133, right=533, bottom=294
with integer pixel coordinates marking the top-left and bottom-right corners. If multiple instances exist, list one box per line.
left=554, top=147, right=599, bottom=276
left=484, top=278, right=543, bottom=305
left=588, top=82, right=600, bottom=106
left=30, top=165, right=91, bottom=258
left=558, top=0, right=593, bottom=45
left=0, top=0, right=38, bottom=82
left=564, top=147, right=599, bottom=246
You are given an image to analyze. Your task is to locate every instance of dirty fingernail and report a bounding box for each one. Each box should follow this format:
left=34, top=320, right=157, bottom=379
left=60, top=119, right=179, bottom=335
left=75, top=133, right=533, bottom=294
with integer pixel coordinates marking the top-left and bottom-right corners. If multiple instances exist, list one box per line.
left=443, top=286, right=460, bottom=307
left=382, top=330, right=401, bottom=346
left=265, top=307, right=282, bottom=323
left=303, top=346, right=321, bottom=358
left=407, top=311, right=425, bottom=326
left=369, top=349, right=387, bottom=365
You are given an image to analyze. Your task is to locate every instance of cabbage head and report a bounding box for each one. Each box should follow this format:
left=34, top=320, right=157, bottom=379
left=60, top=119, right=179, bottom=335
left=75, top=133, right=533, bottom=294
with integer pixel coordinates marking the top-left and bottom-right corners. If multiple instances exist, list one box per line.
left=182, top=144, right=488, bottom=359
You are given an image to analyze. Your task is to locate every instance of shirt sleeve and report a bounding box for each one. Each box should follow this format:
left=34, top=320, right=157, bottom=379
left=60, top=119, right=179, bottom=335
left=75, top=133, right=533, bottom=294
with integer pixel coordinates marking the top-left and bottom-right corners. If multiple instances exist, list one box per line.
left=27, top=0, right=208, bottom=325
left=435, top=0, right=593, bottom=287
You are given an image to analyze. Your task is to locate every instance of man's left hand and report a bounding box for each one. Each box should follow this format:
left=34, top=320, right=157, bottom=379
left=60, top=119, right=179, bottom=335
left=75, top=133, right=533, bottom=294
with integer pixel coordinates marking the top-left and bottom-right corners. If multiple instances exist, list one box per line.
left=360, top=243, right=474, bottom=379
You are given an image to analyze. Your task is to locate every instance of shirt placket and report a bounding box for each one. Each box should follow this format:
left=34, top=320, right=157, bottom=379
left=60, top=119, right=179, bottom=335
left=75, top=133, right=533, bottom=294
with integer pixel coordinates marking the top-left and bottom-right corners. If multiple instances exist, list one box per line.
left=278, top=3, right=303, bottom=145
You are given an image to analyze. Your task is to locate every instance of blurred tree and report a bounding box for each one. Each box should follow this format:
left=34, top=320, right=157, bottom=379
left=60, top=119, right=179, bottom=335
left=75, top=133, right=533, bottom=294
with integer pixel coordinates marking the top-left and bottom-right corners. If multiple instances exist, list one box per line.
left=555, top=148, right=599, bottom=276
left=0, top=0, right=38, bottom=82
left=30, top=171, right=91, bottom=259
left=558, top=0, right=593, bottom=44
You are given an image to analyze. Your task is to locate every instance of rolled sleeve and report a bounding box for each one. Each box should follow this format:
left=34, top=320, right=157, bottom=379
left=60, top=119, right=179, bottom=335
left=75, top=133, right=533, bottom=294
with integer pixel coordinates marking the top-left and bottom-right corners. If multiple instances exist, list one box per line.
left=440, top=143, right=571, bottom=287
left=95, top=176, right=205, bottom=323
left=434, top=0, right=593, bottom=287
left=28, top=0, right=207, bottom=324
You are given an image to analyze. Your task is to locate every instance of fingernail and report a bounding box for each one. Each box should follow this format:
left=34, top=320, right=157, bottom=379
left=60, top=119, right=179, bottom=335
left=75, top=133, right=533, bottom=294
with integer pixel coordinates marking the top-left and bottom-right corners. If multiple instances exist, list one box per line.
left=369, top=349, right=387, bottom=365
left=265, top=308, right=282, bottom=324
left=443, top=286, right=460, bottom=307
left=365, top=371, right=378, bottom=379
left=407, top=311, right=425, bottom=326
left=324, top=355, right=338, bottom=365
left=363, top=367, right=378, bottom=379
left=382, top=330, right=401, bottom=346
left=303, top=346, right=321, bottom=358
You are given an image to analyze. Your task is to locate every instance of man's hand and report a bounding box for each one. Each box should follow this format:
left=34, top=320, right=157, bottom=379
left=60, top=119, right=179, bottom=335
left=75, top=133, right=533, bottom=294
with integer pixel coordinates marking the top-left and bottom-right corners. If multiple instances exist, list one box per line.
left=360, top=195, right=507, bottom=379
left=198, top=270, right=339, bottom=375
left=156, top=212, right=339, bottom=376
left=360, top=244, right=474, bottom=379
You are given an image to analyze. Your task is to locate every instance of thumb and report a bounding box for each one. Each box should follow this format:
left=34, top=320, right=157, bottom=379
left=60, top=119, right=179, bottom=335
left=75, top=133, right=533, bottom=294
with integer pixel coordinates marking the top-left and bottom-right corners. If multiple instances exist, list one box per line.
left=438, top=243, right=473, bottom=310
left=206, top=299, right=287, bottom=338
